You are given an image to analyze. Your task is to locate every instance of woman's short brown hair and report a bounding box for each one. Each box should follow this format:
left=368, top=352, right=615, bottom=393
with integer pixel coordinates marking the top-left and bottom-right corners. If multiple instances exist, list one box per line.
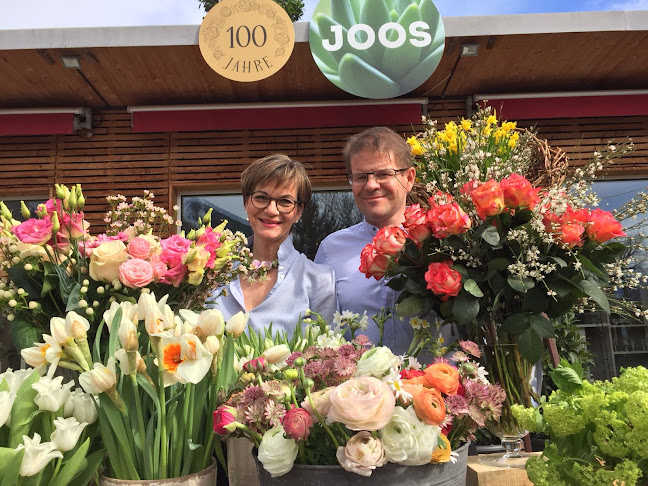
left=241, top=154, right=312, bottom=206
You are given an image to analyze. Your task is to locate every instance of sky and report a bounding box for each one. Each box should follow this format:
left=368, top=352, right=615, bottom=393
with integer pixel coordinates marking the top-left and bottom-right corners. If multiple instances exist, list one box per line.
left=0, top=0, right=646, bottom=30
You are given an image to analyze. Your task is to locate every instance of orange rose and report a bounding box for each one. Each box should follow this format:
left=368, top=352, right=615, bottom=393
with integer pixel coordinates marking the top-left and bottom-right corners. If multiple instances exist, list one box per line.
left=359, top=244, right=391, bottom=280
left=559, top=223, right=585, bottom=249
left=500, top=173, right=540, bottom=209
left=402, top=384, right=446, bottom=426
left=424, top=363, right=460, bottom=395
left=403, top=204, right=431, bottom=243
left=587, top=208, right=626, bottom=243
left=424, top=261, right=462, bottom=301
left=372, top=226, right=407, bottom=256
left=430, top=433, right=452, bottom=463
left=471, top=179, right=505, bottom=220
left=426, top=202, right=472, bottom=239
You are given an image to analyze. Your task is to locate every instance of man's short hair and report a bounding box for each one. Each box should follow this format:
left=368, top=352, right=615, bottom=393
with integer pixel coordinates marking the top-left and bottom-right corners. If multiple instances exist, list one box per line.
left=343, top=127, right=413, bottom=173
left=241, top=153, right=312, bottom=205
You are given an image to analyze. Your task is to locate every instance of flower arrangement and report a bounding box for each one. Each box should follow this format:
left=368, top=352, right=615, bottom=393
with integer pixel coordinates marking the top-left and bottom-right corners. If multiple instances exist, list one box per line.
left=512, top=361, right=648, bottom=485
left=0, top=185, right=257, bottom=352
left=19, top=293, right=245, bottom=481
left=212, top=314, right=505, bottom=478
left=0, top=366, right=102, bottom=485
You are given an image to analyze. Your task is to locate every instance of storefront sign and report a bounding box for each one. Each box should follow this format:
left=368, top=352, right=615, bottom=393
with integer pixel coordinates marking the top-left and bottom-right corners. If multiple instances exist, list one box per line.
left=199, top=0, right=295, bottom=82
left=309, top=0, right=445, bottom=99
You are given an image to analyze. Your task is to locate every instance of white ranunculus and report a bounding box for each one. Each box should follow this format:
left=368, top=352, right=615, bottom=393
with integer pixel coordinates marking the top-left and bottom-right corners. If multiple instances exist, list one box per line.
left=0, top=391, right=16, bottom=427
left=354, top=346, right=401, bottom=379
left=51, top=417, right=88, bottom=451
left=257, top=426, right=298, bottom=477
left=336, top=431, right=387, bottom=477
left=15, top=433, right=63, bottom=477
left=380, top=406, right=441, bottom=466
left=32, top=376, right=74, bottom=412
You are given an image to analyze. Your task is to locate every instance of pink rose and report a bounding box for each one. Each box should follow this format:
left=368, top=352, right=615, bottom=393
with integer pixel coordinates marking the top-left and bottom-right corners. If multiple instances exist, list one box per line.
left=336, top=431, right=387, bottom=477
left=213, top=405, right=237, bottom=435
left=326, top=377, right=395, bottom=431
left=426, top=202, right=472, bottom=239
left=127, top=237, right=153, bottom=260
left=587, top=209, right=626, bottom=243
left=471, top=179, right=506, bottom=220
left=424, top=261, right=462, bottom=301
left=119, top=259, right=155, bottom=288
left=12, top=218, right=53, bottom=245
left=372, top=227, right=407, bottom=256
left=359, top=244, right=391, bottom=280
left=282, top=407, right=313, bottom=440
left=403, top=204, right=431, bottom=243
left=500, top=174, right=541, bottom=210
left=149, top=255, right=168, bottom=281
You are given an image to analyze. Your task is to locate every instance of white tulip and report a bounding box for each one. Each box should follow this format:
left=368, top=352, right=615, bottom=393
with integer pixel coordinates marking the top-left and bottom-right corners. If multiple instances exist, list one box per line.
left=65, top=388, right=98, bottom=425
left=32, top=376, right=74, bottom=412
left=0, top=368, right=36, bottom=394
left=257, top=426, right=298, bottom=477
left=51, top=417, right=88, bottom=451
left=15, top=433, right=63, bottom=477
left=225, top=312, right=248, bottom=338
left=262, top=344, right=291, bottom=365
left=195, top=309, right=225, bottom=338
left=0, top=391, right=16, bottom=427
left=79, top=358, right=117, bottom=395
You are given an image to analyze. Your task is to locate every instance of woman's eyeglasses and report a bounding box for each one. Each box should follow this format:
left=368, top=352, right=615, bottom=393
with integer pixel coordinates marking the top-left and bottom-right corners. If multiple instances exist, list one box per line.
left=248, top=192, right=300, bottom=213
left=347, top=168, right=409, bottom=186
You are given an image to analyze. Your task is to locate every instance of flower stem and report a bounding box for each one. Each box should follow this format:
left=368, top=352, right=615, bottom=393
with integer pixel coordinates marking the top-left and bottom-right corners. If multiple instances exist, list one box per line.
left=130, top=374, right=147, bottom=476
left=156, top=352, right=168, bottom=479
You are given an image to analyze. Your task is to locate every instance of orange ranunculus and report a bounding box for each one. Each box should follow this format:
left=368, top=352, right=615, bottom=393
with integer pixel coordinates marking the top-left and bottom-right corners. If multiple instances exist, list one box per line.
left=424, top=363, right=460, bottom=395
left=424, top=261, right=462, bottom=301
left=587, top=208, right=626, bottom=243
left=431, top=433, right=452, bottom=463
left=402, top=375, right=428, bottom=387
left=426, top=202, right=472, bottom=239
left=500, top=173, right=541, bottom=210
left=403, top=383, right=446, bottom=426
left=471, top=179, right=505, bottom=220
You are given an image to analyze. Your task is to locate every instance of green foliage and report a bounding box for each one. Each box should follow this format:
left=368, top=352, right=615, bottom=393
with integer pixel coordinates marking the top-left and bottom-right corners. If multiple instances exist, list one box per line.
left=199, top=0, right=305, bottom=22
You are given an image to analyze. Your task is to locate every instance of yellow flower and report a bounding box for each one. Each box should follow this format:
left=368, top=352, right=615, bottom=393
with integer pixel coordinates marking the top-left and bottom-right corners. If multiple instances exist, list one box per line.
left=406, top=136, right=418, bottom=146
left=482, top=125, right=493, bottom=137
left=501, top=121, right=517, bottom=132
left=486, top=114, right=497, bottom=125
left=494, top=128, right=506, bottom=141
left=431, top=434, right=452, bottom=463
left=445, top=121, right=458, bottom=133
left=460, top=118, right=472, bottom=131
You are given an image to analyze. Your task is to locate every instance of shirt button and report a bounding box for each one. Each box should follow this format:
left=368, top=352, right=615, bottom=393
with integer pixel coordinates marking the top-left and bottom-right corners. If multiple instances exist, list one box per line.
left=279, top=275, right=285, bottom=279
left=279, top=266, right=284, bottom=270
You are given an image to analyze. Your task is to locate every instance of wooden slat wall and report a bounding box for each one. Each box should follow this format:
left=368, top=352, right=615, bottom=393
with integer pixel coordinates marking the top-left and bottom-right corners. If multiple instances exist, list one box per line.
left=0, top=99, right=646, bottom=234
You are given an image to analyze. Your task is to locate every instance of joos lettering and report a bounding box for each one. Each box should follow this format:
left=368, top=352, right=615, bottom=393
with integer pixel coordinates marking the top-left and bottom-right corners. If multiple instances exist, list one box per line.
left=322, top=21, right=431, bottom=52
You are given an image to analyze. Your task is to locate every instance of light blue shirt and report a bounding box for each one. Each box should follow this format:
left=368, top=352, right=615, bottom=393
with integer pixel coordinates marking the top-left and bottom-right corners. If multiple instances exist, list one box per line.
left=314, top=219, right=417, bottom=353
left=212, top=234, right=337, bottom=337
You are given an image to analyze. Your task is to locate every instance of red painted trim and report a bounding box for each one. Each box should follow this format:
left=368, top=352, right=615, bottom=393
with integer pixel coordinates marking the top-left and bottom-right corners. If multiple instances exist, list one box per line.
left=481, top=94, right=648, bottom=120
left=0, top=113, right=75, bottom=136
left=132, top=104, right=423, bottom=133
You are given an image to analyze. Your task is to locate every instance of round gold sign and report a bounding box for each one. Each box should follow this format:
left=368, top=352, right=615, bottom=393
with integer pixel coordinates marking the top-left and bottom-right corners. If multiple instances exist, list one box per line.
left=199, top=0, right=295, bottom=82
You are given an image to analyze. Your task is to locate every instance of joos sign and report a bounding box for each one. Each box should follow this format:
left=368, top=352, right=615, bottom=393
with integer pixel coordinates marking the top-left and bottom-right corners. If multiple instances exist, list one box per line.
left=309, top=0, right=445, bottom=99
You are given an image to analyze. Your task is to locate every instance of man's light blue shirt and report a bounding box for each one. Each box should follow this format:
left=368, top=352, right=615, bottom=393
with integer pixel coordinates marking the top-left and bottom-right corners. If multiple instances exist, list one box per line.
left=213, top=234, right=337, bottom=337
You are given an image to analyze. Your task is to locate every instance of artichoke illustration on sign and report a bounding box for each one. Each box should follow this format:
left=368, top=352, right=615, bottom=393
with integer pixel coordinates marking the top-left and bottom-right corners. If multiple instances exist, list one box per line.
left=309, top=0, right=445, bottom=99
left=199, top=0, right=295, bottom=82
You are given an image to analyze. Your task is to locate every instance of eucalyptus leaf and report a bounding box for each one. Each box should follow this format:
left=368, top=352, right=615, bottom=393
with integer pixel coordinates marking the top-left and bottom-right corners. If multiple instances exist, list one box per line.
left=463, top=279, right=484, bottom=297
left=452, top=293, right=479, bottom=325
left=517, top=328, right=544, bottom=363
left=396, top=294, right=424, bottom=316
left=481, top=225, right=500, bottom=246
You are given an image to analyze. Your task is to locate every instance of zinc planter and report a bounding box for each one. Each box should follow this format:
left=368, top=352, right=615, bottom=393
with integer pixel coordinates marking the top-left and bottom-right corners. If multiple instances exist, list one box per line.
left=254, top=441, right=469, bottom=486
left=99, top=460, right=217, bottom=486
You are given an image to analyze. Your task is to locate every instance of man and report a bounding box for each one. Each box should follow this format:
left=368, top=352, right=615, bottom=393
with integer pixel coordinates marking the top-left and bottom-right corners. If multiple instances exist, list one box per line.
left=315, top=126, right=422, bottom=353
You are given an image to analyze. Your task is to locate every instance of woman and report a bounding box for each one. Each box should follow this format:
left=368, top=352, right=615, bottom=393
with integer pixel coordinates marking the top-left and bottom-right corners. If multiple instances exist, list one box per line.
left=213, top=153, right=337, bottom=335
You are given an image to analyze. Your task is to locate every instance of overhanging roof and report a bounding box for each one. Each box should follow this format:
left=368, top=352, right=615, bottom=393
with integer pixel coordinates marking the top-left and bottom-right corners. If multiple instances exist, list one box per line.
left=0, top=10, right=647, bottom=109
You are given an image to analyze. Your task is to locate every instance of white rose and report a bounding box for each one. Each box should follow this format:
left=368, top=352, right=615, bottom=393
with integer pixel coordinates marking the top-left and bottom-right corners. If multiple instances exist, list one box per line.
left=380, top=406, right=441, bottom=466
left=354, top=347, right=400, bottom=379
left=257, top=426, right=298, bottom=477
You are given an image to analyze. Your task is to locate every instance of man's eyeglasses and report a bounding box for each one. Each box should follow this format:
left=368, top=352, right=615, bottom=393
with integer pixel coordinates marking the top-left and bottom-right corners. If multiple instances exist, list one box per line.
left=347, top=168, right=409, bottom=186
left=247, top=192, right=300, bottom=213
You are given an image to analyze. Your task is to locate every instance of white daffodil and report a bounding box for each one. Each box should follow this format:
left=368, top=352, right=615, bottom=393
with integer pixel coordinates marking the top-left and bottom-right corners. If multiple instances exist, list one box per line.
left=159, top=334, right=212, bottom=386
left=225, top=312, right=248, bottom=338
left=15, top=433, right=63, bottom=477
left=64, top=311, right=90, bottom=339
left=49, top=317, right=71, bottom=346
left=104, top=300, right=139, bottom=331
left=32, top=376, right=74, bottom=412
left=21, top=342, right=50, bottom=369
left=51, top=417, right=88, bottom=451
left=79, top=358, right=117, bottom=395
left=117, top=317, right=139, bottom=351
left=0, top=391, right=16, bottom=427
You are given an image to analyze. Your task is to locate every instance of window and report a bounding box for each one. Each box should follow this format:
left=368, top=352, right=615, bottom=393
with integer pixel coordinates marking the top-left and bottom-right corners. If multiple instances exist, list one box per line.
left=180, top=190, right=363, bottom=260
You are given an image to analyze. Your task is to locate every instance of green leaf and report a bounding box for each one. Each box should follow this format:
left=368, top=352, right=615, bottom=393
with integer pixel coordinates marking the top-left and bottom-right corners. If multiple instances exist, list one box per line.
left=41, top=272, right=58, bottom=296
left=487, top=258, right=511, bottom=271
left=550, top=361, right=583, bottom=394
left=9, top=318, right=42, bottom=351
left=550, top=256, right=568, bottom=268
left=49, top=438, right=90, bottom=486
left=98, top=394, right=139, bottom=479
left=52, top=263, right=76, bottom=302
left=107, top=307, right=123, bottom=364
left=404, top=275, right=428, bottom=295
left=517, top=328, right=544, bottom=364
left=452, top=293, right=479, bottom=325
left=395, top=294, right=424, bottom=317
left=578, top=279, right=610, bottom=313
left=68, top=449, right=106, bottom=486
left=577, top=254, right=609, bottom=282
left=8, top=370, right=40, bottom=448
left=6, top=267, right=42, bottom=299
left=463, top=279, right=484, bottom=297
left=215, top=334, right=238, bottom=393
left=530, top=315, right=555, bottom=338
left=481, top=226, right=501, bottom=246
left=502, top=313, right=530, bottom=335
left=0, top=447, right=23, bottom=486
left=386, top=276, right=406, bottom=291
left=65, top=282, right=82, bottom=312
left=507, top=276, right=535, bottom=293
left=522, top=286, right=550, bottom=314
left=0, top=447, right=20, bottom=479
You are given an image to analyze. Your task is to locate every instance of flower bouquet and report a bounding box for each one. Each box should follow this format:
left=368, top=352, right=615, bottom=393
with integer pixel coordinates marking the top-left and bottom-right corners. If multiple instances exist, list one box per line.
left=0, top=366, right=102, bottom=485
left=20, top=294, right=246, bottom=481
left=512, top=361, right=648, bottom=485
left=212, top=314, right=505, bottom=482
left=0, top=186, right=256, bottom=353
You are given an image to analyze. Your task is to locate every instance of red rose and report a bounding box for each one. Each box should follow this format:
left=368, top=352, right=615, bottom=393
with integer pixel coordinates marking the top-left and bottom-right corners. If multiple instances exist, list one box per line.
left=403, top=204, right=431, bottom=243
left=400, top=369, right=425, bottom=380
left=242, top=357, right=267, bottom=373
left=359, top=243, right=392, bottom=280
left=213, top=405, right=237, bottom=435
left=471, top=179, right=506, bottom=220
left=426, top=202, right=472, bottom=239
left=587, top=208, right=626, bottom=243
left=372, top=226, right=407, bottom=256
left=282, top=407, right=313, bottom=440
left=424, top=261, right=462, bottom=301
left=500, top=174, right=540, bottom=209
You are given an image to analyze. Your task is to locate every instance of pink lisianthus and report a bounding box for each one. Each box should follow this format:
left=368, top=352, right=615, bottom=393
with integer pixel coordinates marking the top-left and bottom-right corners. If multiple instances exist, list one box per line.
left=160, top=235, right=192, bottom=268
left=58, top=211, right=89, bottom=239
left=119, top=259, right=155, bottom=288
left=12, top=218, right=53, bottom=245
left=161, top=263, right=187, bottom=287
left=282, top=407, right=313, bottom=440
left=326, top=377, right=395, bottom=431
left=81, top=232, right=129, bottom=257
left=196, top=227, right=223, bottom=269
left=587, top=208, right=626, bottom=243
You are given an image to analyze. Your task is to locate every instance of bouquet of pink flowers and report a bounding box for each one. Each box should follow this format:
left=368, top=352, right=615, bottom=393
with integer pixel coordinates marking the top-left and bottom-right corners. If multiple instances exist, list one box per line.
left=0, top=185, right=255, bottom=352
left=212, top=316, right=505, bottom=478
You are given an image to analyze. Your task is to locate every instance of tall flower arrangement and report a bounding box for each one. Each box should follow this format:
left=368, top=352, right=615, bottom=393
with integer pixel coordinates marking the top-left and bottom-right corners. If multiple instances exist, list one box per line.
left=0, top=186, right=257, bottom=352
